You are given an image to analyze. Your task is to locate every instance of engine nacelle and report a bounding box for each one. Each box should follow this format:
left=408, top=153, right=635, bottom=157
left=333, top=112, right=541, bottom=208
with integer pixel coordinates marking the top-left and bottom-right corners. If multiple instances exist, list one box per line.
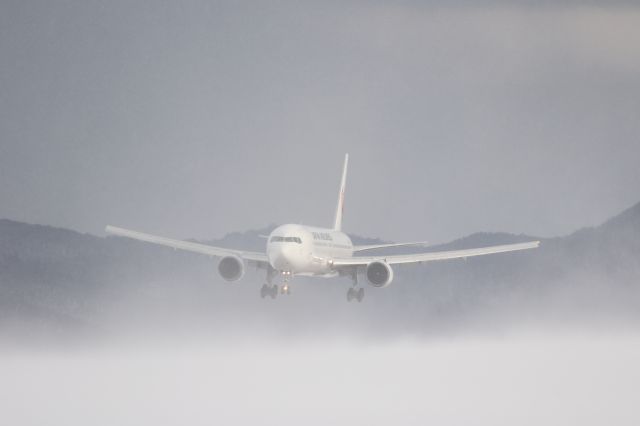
left=365, top=261, right=394, bottom=288
left=217, top=255, right=244, bottom=282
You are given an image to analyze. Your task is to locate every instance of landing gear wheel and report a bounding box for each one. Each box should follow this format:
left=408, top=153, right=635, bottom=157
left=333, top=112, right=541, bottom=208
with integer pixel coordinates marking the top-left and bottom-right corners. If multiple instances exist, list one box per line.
left=356, top=287, right=365, bottom=303
left=270, top=285, right=278, bottom=299
left=260, top=284, right=268, bottom=299
left=347, top=288, right=355, bottom=302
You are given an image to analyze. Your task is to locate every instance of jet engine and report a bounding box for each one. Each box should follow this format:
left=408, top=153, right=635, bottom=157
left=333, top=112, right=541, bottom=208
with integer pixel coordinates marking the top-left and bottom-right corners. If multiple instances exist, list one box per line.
left=365, top=261, right=393, bottom=288
left=218, top=255, right=244, bottom=282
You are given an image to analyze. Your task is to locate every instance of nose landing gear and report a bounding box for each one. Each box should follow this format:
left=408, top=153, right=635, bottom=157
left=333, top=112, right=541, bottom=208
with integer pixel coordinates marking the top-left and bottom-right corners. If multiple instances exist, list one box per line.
left=347, top=287, right=364, bottom=303
left=280, top=271, right=292, bottom=295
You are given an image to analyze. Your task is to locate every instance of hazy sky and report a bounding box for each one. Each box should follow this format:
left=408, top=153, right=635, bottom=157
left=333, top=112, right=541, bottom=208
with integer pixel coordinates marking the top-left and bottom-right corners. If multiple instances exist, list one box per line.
left=1, top=1, right=639, bottom=243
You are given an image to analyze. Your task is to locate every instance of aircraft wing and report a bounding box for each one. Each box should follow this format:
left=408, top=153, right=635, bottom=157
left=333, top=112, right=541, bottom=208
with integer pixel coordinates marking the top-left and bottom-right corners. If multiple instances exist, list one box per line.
left=352, top=241, right=429, bottom=252
left=105, top=225, right=269, bottom=264
left=332, top=240, right=540, bottom=266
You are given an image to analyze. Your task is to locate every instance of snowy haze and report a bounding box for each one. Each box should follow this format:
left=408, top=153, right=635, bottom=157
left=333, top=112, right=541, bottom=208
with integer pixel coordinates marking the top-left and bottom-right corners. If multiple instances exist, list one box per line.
left=1, top=1, right=640, bottom=242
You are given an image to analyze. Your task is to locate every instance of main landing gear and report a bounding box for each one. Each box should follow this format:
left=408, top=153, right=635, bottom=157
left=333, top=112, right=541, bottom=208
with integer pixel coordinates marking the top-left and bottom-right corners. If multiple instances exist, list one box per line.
left=260, top=271, right=292, bottom=299
left=259, top=283, right=292, bottom=299
left=260, top=284, right=278, bottom=299
left=347, top=287, right=365, bottom=303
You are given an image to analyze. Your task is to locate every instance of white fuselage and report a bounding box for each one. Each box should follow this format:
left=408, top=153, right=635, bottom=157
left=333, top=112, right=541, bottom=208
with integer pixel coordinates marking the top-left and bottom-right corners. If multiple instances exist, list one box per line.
left=266, top=224, right=353, bottom=276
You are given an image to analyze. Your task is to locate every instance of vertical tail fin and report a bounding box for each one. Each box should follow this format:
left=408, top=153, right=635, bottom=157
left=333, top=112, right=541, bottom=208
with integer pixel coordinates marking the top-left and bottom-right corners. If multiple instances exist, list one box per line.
left=334, top=154, right=349, bottom=231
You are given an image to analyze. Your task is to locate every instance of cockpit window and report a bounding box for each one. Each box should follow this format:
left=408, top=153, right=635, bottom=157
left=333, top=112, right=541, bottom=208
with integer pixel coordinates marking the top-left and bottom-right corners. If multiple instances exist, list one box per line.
left=270, top=236, right=302, bottom=244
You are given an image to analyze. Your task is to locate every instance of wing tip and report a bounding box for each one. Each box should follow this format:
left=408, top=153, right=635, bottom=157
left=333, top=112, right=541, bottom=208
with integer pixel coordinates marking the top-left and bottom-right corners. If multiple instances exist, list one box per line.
left=105, top=225, right=120, bottom=235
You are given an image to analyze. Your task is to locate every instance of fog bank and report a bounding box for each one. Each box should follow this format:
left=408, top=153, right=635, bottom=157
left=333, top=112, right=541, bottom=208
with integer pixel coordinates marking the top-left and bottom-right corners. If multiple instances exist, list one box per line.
left=2, top=332, right=639, bottom=426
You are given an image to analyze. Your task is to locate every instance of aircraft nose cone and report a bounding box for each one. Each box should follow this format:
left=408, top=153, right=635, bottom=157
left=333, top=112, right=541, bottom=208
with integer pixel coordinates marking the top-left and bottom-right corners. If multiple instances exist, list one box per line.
left=268, top=245, right=303, bottom=271
left=269, top=248, right=290, bottom=270
left=272, top=253, right=288, bottom=268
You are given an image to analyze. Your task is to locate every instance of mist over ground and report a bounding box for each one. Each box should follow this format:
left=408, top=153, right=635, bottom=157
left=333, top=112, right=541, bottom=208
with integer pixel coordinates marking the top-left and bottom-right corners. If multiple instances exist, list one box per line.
left=2, top=332, right=639, bottom=426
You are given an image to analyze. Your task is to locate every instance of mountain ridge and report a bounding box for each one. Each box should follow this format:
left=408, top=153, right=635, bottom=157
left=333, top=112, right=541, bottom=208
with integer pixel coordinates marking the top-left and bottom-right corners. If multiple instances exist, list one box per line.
left=0, top=200, right=639, bottom=336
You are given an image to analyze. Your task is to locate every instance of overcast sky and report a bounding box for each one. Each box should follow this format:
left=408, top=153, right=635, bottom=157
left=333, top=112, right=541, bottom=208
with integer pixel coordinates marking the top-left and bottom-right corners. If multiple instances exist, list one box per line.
left=1, top=1, right=639, bottom=243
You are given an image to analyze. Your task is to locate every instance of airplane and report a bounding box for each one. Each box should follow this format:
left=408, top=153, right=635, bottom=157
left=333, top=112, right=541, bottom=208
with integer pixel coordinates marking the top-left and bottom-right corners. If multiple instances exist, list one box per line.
left=106, top=154, right=540, bottom=302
